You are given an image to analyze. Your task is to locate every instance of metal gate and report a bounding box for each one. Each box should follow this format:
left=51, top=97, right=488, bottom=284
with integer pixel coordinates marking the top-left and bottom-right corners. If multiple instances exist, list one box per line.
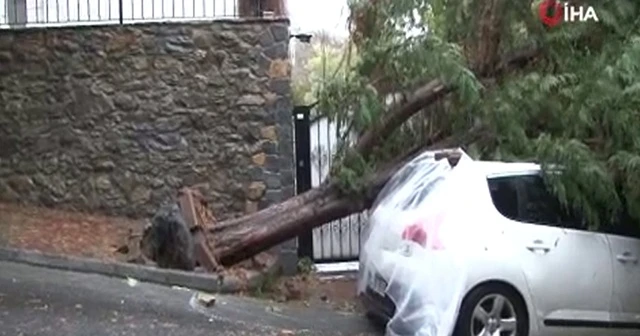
left=294, top=105, right=368, bottom=263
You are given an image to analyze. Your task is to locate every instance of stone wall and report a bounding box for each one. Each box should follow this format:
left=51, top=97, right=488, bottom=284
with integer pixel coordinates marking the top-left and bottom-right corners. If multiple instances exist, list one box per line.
left=0, top=19, right=295, bottom=221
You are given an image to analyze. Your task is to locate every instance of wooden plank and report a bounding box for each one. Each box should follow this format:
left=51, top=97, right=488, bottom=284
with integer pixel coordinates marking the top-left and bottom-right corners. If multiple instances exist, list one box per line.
left=177, top=187, right=220, bottom=272
left=193, top=228, right=220, bottom=272
left=177, top=188, right=199, bottom=230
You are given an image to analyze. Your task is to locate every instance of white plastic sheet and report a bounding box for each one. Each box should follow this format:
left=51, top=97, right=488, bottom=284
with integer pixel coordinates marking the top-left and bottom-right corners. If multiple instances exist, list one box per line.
left=358, top=149, right=493, bottom=336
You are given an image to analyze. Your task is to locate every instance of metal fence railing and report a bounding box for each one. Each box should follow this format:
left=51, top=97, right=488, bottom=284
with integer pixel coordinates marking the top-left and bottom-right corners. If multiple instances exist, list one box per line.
left=308, top=107, right=369, bottom=262
left=0, top=0, right=265, bottom=28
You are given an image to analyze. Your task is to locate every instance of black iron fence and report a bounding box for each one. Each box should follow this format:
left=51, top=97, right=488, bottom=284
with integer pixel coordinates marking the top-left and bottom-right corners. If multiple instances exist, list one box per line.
left=294, top=105, right=369, bottom=263
left=1, top=0, right=272, bottom=27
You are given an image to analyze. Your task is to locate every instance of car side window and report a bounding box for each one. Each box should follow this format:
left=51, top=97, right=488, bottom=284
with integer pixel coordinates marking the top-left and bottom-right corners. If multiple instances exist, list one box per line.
left=488, top=174, right=583, bottom=229
left=516, top=175, right=565, bottom=226
left=602, top=208, right=640, bottom=239
left=487, top=176, right=520, bottom=221
left=607, top=222, right=640, bottom=239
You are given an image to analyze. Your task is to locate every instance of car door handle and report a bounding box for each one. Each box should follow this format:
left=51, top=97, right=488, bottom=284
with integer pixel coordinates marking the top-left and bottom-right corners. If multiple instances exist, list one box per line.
left=616, top=252, right=638, bottom=263
left=526, top=240, right=553, bottom=252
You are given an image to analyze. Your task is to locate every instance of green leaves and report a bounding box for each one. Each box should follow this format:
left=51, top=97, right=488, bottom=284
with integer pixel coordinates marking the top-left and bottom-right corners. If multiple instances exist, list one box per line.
left=536, top=136, right=621, bottom=229
left=474, top=0, right=640, bottom=227
left=314, top=0, right=640, bottom=229
left=334, top=150, right=377, bottom=195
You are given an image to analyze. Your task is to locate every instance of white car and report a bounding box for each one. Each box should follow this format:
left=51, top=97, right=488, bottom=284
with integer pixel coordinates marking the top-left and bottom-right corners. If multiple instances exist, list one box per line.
left=358, top=150, right=640, bottom=336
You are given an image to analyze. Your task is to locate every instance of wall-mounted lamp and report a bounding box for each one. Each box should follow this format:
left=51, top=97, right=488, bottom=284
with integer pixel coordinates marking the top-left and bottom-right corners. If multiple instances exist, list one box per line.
left=290, top=33, right=312, bottom=43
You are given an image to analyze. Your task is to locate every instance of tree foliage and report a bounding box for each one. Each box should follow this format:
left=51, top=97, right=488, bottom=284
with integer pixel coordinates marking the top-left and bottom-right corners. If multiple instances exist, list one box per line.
left=291, top=31, right=351, bottom=106
left=315, top=0, right=640, bottom=229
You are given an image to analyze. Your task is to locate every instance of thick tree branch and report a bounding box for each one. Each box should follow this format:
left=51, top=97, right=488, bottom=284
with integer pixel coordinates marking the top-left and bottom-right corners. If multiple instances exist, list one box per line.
left=354, top=79, right=451, bottom=157
left=352, top=43, right=543, bottom=159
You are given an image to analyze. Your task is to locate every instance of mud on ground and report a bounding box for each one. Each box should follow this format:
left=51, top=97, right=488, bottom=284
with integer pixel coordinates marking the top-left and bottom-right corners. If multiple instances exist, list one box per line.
left=245, top=271, right=364, bottom=314
left=0, top=202, right=144, bottom=262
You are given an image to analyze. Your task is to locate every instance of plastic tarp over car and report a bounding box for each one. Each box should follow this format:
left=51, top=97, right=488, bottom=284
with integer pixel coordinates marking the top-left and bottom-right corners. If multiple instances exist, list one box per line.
left=357, top=149, right=497, bottom=336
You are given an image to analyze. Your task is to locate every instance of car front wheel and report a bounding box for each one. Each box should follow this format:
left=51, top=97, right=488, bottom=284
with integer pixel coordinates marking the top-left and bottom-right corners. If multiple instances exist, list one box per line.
left=453, top=284, right=528, bottom=336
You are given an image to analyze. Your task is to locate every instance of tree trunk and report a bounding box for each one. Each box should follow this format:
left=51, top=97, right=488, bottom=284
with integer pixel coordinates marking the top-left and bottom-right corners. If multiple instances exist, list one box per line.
left=212, top=183, right=363, bottom=265
left=210, top=128, right=483, bottom=265
left=211, top=165, right=400, bottom=266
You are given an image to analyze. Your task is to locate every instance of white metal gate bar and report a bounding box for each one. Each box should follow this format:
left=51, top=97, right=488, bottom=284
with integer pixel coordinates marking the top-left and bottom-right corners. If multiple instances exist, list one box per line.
left=310, top=116, right=368, bottom=262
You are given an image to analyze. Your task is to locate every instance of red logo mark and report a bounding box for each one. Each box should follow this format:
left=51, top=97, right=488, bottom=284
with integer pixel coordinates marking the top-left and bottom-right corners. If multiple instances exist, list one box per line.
left=539, top=0, right=564, bottom=27
left=402, top=212, right=446, bottom=250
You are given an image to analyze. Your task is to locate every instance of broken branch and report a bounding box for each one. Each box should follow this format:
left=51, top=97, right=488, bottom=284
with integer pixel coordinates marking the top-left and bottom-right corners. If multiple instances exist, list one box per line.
left=353, top=43, right=544, bottom=158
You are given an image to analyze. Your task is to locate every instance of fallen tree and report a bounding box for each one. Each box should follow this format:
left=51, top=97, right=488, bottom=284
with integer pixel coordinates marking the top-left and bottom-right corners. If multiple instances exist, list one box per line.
left=207, top=40, right=539, bottom=265
left=208, top=46, right=537, bottom=265
left=143, top=0, right=640, bottom=269
left=211, top=131, right=480, bottom=265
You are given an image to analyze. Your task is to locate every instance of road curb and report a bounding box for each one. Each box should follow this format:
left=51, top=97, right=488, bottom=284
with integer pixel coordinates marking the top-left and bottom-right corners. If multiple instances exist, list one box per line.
left=0, top=247, right=275, bottom=293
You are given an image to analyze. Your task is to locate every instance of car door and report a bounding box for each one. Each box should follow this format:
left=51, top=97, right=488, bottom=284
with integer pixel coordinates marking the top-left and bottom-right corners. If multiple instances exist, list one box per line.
left=604, top=215, right=640, bottom=334
left=487, top=173, right=614, bottom=336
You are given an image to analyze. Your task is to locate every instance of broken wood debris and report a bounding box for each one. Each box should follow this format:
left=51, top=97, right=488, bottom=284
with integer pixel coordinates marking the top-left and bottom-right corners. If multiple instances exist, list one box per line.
left=177, top=187, right=221, bottom=272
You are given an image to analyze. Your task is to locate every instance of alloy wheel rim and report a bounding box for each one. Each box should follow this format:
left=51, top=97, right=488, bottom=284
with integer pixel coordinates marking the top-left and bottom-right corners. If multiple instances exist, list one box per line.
left=470, top=293, right=517, bottom=336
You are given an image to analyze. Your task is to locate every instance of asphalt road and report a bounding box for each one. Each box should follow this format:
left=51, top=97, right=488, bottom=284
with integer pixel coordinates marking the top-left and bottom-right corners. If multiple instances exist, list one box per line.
left=0, top=261, right=382, bottom=336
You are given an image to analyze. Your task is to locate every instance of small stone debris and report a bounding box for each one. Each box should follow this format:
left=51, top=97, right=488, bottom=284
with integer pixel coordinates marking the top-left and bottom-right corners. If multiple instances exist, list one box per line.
left=34, top=304, right=48, bottom=311
left=114, top=244, right=129, bottom=254
left=126, top=277, right=138, bottom=287
left=279, top=329, right=295, bottom=336
left=283, top=278, right=303, bottom=301
left=171, top=285, right=189, bottom=291
left=266, top=305, right=282, bottom=313
left=195, top=292, right=216, bottom=307
left=160, top=322, right=178, bottom=328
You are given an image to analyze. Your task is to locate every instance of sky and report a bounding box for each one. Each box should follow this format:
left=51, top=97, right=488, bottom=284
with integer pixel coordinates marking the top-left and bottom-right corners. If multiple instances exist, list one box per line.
left=289, top=0, right=349, bottom=38
left=2, top=0, right=350, bottom=37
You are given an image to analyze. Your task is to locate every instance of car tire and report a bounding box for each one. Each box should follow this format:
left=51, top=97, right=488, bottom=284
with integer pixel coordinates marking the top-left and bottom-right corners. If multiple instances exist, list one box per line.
left=364, top=310, right=386, bottom=327
left=453, top=284, right=528, bottom=336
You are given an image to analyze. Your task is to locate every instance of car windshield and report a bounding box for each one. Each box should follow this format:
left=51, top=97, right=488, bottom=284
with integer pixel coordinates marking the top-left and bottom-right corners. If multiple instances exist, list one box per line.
left=373, top=154, right=450, bottom=211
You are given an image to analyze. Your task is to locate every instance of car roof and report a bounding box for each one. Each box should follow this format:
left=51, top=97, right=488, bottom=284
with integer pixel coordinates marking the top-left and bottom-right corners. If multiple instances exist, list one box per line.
left=469, top=160, right=541, bottom=177
left=423, top=149, right=542, bottom=177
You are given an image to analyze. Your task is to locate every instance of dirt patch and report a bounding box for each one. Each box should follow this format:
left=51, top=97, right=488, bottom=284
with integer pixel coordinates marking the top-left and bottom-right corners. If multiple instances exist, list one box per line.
left=248, top=272, right=364, bottom=313
left=0, top=202, right=145, bottom=262
left=0, top=201, right=279, bottom=282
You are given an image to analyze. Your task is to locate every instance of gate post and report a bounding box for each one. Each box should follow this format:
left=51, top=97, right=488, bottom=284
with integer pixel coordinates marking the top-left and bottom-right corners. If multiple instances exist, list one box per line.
left=118, top=0, right=124, bottom=24
left=293, top=106, right=313, bottom=259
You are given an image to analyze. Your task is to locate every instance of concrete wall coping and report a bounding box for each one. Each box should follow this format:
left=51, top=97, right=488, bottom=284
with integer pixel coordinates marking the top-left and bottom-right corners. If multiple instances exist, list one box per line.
left=0, top=246, right=277, bottom=293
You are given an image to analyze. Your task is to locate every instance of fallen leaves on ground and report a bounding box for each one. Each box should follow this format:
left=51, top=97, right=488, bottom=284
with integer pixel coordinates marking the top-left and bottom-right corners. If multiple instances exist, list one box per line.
left=0, top=202, right=144, bottom=262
